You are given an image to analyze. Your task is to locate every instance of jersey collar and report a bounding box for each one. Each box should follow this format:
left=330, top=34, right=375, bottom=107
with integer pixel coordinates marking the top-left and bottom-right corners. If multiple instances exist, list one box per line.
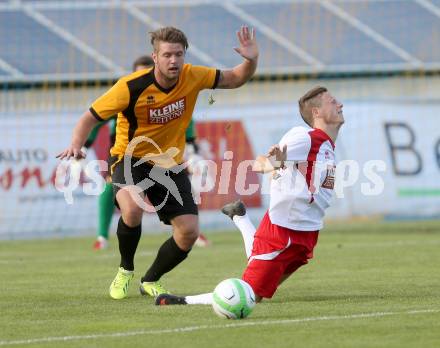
left=313, top=128, right=335, bottom=149
left=152, top=67, right=178, bottom=94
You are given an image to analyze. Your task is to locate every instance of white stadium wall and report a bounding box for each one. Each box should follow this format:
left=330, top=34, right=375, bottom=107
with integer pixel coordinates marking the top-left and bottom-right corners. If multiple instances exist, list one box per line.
left=200, top=101, right=440, bottom=220
left=1, top=76, right=440, bottom=238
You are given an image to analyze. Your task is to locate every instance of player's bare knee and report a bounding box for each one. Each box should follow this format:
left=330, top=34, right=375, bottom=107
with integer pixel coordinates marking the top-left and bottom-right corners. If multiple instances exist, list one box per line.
left=172, top=215, right=199, bottom=242
left=121, top=207, right=143, bottom=227
left=173, top=225, right=199, bottom=251
left=178, top=225, right=199, bottom=243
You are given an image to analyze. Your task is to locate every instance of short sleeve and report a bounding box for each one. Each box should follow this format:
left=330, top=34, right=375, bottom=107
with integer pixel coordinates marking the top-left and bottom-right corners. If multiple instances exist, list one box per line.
left=279, top=128, right=311, bottom=162
left=90, top=78, right=130, bottom=121
left=190, top=65, right=220, bottom=90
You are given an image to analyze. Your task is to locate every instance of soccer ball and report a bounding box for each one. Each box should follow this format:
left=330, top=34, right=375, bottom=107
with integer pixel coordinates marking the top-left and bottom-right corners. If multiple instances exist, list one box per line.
left=212, top=278, right=256, bottom=319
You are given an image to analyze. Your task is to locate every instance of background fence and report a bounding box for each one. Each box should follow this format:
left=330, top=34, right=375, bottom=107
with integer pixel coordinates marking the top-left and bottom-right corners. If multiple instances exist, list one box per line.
left=1, top=0, right=440, bottom=238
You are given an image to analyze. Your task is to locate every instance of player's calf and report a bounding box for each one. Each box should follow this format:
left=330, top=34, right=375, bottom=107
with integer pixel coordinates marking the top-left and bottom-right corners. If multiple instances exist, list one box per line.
left=171, top=214, right=199, bottom=250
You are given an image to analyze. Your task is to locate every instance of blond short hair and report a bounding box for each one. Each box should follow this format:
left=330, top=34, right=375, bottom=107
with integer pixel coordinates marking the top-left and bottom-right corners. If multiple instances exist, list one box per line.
left=150, top=27, right=188, bottom=52
left=298, top=86, right=328, bottom=127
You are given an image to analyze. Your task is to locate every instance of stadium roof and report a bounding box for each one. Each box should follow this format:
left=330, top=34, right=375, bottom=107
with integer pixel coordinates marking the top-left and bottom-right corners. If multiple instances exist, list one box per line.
left=1, top=0, right=440, bottom=83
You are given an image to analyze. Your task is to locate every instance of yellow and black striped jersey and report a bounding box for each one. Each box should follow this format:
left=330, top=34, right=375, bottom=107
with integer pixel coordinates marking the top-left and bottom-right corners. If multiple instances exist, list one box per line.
left=90, top=64, right=219, bottom=168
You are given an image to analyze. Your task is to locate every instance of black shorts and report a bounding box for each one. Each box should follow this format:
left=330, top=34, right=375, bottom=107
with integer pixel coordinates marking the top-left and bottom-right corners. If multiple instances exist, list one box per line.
left=110, top=156, right=198, bottom=225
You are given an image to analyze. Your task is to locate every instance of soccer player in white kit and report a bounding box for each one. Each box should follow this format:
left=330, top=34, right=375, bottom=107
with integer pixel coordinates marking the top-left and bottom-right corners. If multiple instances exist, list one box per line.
left=156, top=86, right=344, bottom=305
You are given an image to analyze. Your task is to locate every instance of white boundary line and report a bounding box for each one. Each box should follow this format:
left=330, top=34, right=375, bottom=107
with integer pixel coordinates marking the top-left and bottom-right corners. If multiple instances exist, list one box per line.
left=0, top=308, right=438, bottom=346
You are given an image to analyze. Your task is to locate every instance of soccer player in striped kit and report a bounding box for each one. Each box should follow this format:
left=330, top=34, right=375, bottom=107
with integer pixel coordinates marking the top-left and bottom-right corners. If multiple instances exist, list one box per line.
left=57, top=26, right=258, bottom=300
left=156, top=86, right=344, bottom=305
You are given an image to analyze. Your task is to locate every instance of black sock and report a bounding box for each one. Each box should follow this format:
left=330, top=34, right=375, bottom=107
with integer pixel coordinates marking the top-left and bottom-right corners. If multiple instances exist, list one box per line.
left=141, top=237, right=190, bottom=282
left=116, top=217, right=141, bottom=271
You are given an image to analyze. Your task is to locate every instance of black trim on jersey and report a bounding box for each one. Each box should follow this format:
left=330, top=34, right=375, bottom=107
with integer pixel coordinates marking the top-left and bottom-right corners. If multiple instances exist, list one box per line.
left=110, top=131, right=116, bottom=148
left=84, top=139, right=94, bottom=149
left=152, top=68, right=178, bottom=94
left=108, top=115, right=117, bottom=147
left=89, top=107, right=104, bottom=121
left=123, top=71, right=155, bottom=141
left=212, top=69, right=221, bottom=89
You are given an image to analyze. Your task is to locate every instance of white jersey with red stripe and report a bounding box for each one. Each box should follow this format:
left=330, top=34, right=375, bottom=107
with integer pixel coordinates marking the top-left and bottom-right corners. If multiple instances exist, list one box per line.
left=268, top=126, right=336, bottom=231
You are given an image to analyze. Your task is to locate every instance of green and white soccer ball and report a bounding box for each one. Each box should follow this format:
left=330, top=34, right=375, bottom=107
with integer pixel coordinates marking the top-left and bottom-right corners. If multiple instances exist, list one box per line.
left=212, top=278, right=256, bottom=319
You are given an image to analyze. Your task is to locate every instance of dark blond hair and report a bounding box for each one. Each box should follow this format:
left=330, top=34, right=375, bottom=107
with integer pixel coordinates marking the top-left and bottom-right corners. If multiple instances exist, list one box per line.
left=298, top=86, right=328, bottom=127
left=149, top=27, right=189, bottom=52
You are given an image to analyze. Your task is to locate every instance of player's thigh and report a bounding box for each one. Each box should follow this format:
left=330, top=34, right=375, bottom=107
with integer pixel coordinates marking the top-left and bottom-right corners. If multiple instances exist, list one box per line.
left=282, top=244, right=313, bottom=275
left=171, top=214, right=199, bottom=237
left=115, top=186, right=144, bottom=223
left=251, top=212, right=290, bottom=253
left=147, top=169, right=198, bottom=225
left=111, top=156, right=145, bottom=218
left=170, top=214, right=199, bottom=250
left=242, top=258, right=285, bottom=299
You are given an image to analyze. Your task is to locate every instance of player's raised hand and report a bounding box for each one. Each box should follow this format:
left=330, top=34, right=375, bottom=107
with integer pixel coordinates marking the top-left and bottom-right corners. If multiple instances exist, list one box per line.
left=234, top=26, right=258, bottom=61
left=56, top=145, right=86, bottom=160
left=267, top=144, right=287, bottom=169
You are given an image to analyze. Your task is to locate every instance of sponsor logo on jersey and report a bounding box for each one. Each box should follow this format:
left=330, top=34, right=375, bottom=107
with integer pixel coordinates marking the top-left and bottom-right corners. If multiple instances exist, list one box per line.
left=146, top=95, right=155, bottom=105
left=321, top=165, right=335, bottom=189
left=148, top=98, right=186, bottom=124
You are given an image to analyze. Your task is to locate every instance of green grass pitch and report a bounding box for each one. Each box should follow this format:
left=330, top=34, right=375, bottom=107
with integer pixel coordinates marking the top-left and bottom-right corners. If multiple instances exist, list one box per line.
left=1, top=220, right=439, bottom=348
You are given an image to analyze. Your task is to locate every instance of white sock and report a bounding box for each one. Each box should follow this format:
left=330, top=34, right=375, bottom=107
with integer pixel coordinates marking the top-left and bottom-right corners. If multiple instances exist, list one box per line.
left=232, top=214, right=256, bottom=259
left=185, top=293, right=213, bottom=305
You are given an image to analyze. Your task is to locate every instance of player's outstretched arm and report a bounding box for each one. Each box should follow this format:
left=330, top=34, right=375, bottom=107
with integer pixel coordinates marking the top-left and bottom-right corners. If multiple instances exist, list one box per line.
left=252, top=145, right=287, bottom=173
left=267, top=144, right=287, bottom=169
left=217, top=26, right=259, bottom=89
left=56, top=110, right=100, bottom=160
